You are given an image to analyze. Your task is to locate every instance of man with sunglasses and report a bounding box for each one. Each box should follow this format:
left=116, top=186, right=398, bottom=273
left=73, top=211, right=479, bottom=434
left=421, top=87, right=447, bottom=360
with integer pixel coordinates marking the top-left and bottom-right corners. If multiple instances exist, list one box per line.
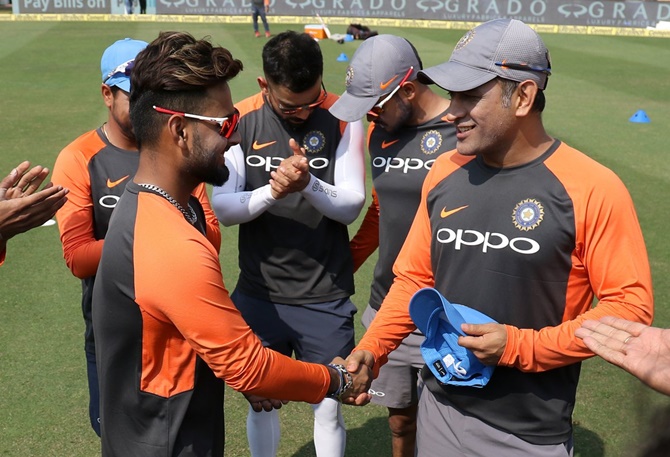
left=212, top=30, right=365, bottom=457
left=92, top=31, right=368, bottom=457
left=343, top=19, right=653, bottom=456
left=328, top=35, right=455, bottom=457
left=51, top=37, right=221, bottom=437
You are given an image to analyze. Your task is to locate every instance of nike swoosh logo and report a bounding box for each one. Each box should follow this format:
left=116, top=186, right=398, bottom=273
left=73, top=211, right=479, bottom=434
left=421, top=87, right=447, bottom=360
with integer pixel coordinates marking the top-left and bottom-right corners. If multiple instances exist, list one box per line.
left=106, top=175, right=129, bottom=188
left=379, top=75, right=398, bottom=91
left=440, top=205, right=468, bottom=218
left=381, top=139, right=399, bottom=149
left=252, top=140, right=277, bottom=150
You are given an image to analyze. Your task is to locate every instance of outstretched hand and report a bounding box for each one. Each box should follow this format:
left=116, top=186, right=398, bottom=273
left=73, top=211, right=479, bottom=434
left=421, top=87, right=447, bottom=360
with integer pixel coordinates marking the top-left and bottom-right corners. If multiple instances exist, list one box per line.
left=336, top=351, right=375, bottom=406
left=576, top=316, right=670, bottom=396
left=0, top=161, right=68, bottom=241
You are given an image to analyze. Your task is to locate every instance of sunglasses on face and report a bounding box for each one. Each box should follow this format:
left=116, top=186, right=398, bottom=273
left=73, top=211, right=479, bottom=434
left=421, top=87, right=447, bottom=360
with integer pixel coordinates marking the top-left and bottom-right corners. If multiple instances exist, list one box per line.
left=152, top=105, right=240, bottom=139
left=104, top=59, right=135, bottom=83
left=269, top=82, right=328, bottom=115
left=367, top=66, right=414, bottom=119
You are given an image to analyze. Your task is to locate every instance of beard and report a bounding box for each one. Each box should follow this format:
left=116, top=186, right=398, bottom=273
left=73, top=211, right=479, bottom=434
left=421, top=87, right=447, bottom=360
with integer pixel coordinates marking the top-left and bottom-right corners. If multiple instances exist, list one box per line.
left=379, top=98, right=412, bottom=134
left=188, top=130, right=231, bottom=187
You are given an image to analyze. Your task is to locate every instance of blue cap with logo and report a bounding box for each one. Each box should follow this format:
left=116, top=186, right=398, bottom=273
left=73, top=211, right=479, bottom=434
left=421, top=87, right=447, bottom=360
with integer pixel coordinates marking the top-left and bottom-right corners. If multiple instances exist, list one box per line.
left=101, top=38, right=148, bottom=92
left=409, top=287, right=497, bottom=387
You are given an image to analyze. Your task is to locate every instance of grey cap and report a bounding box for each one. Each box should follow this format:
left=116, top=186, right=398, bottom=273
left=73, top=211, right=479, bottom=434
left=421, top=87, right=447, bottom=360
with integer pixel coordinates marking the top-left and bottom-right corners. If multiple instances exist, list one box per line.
left=329, top=34, right=421, bottom=122
left=418, top=19, right=551, bottom=93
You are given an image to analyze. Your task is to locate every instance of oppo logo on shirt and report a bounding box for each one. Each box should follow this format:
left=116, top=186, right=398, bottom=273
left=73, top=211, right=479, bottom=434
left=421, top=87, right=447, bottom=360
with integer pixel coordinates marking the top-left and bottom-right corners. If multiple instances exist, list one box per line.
left=246, top=155, right=330, bottom=172
left=98, top=195, right=120, bottom=208
left=372, top=156, right=435, bottom=174
left=435, top=227, right=540, bottom=255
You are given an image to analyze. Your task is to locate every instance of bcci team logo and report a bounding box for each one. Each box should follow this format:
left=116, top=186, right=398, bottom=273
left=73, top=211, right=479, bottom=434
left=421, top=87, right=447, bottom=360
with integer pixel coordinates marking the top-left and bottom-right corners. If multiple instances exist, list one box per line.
left=455, top=29, right=475, bottom=51
left=420, top=130, right=442, bottom=155
left=512, top=199, right=544, bottom=231
left=303, top=130, right=326, bottom=154
left=345, top=66, right=355, bottom=88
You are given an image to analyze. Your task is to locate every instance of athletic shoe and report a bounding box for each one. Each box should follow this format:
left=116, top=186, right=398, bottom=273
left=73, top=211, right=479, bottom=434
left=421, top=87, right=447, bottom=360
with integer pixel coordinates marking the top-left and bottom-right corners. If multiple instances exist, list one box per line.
left=255, top=31, right=260, bottom=38
left=265, top=31, right=271, bottom=38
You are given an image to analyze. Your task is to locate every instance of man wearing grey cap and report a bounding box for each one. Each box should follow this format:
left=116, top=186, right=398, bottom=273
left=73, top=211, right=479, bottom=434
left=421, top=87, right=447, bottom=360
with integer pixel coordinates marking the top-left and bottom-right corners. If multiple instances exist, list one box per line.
left=329, top=34, right=455, bottom=457
left=343, top=19, right=653, bottom=455
left=51, top=38, right=222, bottom=436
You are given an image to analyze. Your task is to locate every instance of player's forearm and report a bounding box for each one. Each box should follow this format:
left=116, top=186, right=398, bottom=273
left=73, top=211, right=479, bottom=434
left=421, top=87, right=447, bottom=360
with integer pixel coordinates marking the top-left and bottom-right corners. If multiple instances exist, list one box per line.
left=299, top=174, right=365, bottom=225
left=211, top=185, right=276, bottom=226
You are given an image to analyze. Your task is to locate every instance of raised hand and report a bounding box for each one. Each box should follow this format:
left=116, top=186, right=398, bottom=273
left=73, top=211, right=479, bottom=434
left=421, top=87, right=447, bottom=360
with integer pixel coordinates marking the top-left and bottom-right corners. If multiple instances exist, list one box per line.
left=0, top=161, right=69, bottom=242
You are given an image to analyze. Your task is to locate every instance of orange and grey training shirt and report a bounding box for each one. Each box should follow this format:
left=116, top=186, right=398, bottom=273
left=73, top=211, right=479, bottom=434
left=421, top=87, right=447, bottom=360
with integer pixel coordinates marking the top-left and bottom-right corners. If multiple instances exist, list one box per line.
left=350, top=110, right=457, bottom=310
left=355, top=140, right=653, bottom=445
left=211, top=92, right=366, bottom=304
left=93, top=182, right=332, bottom=457
left=52, top=127, right=220, bottom=355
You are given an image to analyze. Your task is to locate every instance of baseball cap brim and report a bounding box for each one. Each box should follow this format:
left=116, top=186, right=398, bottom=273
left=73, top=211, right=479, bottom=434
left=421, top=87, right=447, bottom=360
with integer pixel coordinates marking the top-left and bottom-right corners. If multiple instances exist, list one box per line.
left=410, top=288, right=497, bottom=387
left=105, top=74, right=131, bottom=92
left=409, top=288, right=445, bottom=335
left=418, top=61, right=497, bottom=93
left=329, top=90, right=378, bottom=123
left=410, top=287, right=497, bottom=335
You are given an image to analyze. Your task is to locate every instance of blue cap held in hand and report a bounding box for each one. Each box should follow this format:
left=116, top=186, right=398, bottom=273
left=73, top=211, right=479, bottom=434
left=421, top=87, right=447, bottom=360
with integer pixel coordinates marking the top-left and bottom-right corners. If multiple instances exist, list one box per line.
left=409, top=287, right=497, bottom=388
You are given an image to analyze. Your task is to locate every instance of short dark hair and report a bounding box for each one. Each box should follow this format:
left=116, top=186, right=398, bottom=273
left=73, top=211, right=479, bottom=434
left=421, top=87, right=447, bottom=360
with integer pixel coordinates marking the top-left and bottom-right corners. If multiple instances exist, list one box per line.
left=262, top=31, right=322, bottom=93
left=405, top=39, right=424, bottom=71
left=499, top=78, right=545, bottom=113
left=129, top=31, right=243, bottom=148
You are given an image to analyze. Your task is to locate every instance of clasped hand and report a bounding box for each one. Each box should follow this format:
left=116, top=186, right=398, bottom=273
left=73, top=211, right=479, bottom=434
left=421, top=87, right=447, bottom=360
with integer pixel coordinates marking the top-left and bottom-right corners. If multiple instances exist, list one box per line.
left=269, top=138, right=310, bottom=199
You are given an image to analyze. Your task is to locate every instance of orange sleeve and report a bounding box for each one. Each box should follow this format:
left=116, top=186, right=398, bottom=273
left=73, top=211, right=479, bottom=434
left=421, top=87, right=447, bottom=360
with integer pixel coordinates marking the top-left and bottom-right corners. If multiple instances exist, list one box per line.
left=134, top=197, right=331, bottom=402
left=349, top=188, right=379, bottom=273
left=192, top=183, right=221, bottom=253
left=51, top=134, right=104, bottom=279
left=499, top=145, right=654, bottom=372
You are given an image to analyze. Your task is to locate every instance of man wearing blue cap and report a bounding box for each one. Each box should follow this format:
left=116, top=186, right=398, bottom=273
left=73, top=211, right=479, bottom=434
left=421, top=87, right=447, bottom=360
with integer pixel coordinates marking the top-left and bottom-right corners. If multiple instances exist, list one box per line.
left=52, top=38, right=222, bottom=436
left=343, top=18, right=653, bottom=456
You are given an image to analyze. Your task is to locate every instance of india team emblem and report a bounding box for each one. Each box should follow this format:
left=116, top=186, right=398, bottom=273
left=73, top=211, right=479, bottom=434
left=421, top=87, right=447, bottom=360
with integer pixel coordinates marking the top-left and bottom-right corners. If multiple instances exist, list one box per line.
left=345, top=66, right=355, bottom=88
left=303, top=130, right=326, bottom=154
left=512, top=199, right=544, bottom=231
left=420, top=130, right=442, bottom=155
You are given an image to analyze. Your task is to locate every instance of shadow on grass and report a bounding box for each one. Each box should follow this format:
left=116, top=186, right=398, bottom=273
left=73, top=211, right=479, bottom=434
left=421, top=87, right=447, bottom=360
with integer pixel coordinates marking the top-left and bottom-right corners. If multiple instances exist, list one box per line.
left=290, top=416, right=391, bottom=457
left=574, top=424, right=605, bottom=457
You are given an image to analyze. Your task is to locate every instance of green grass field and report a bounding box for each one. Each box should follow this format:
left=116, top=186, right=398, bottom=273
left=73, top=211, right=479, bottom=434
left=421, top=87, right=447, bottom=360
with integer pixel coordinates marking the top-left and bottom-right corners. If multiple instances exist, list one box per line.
left=0, top=20, right=669, bottom=457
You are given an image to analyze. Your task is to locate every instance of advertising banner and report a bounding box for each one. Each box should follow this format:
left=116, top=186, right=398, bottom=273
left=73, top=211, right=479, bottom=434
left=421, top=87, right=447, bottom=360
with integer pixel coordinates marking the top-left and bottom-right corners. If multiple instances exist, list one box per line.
left=12, top=0, right=670, bottom=29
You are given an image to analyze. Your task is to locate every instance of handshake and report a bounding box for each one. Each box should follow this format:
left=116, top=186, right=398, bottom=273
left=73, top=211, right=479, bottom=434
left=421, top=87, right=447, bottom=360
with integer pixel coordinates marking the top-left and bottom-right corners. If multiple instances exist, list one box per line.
left=245, top=351, right=375, bottom=411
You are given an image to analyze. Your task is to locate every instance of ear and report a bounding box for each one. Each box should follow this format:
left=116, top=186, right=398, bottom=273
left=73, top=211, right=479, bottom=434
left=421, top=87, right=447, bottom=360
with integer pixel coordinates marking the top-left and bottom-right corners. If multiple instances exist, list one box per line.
left=257, top=77, right=269, bottom=95
left=166, top=115, right=189, bottom=148
left=515, top=80, right=538, bottom=117
left=101, top=84, right=114, bottom=108
left=400, top=81, right=417, bottom=101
